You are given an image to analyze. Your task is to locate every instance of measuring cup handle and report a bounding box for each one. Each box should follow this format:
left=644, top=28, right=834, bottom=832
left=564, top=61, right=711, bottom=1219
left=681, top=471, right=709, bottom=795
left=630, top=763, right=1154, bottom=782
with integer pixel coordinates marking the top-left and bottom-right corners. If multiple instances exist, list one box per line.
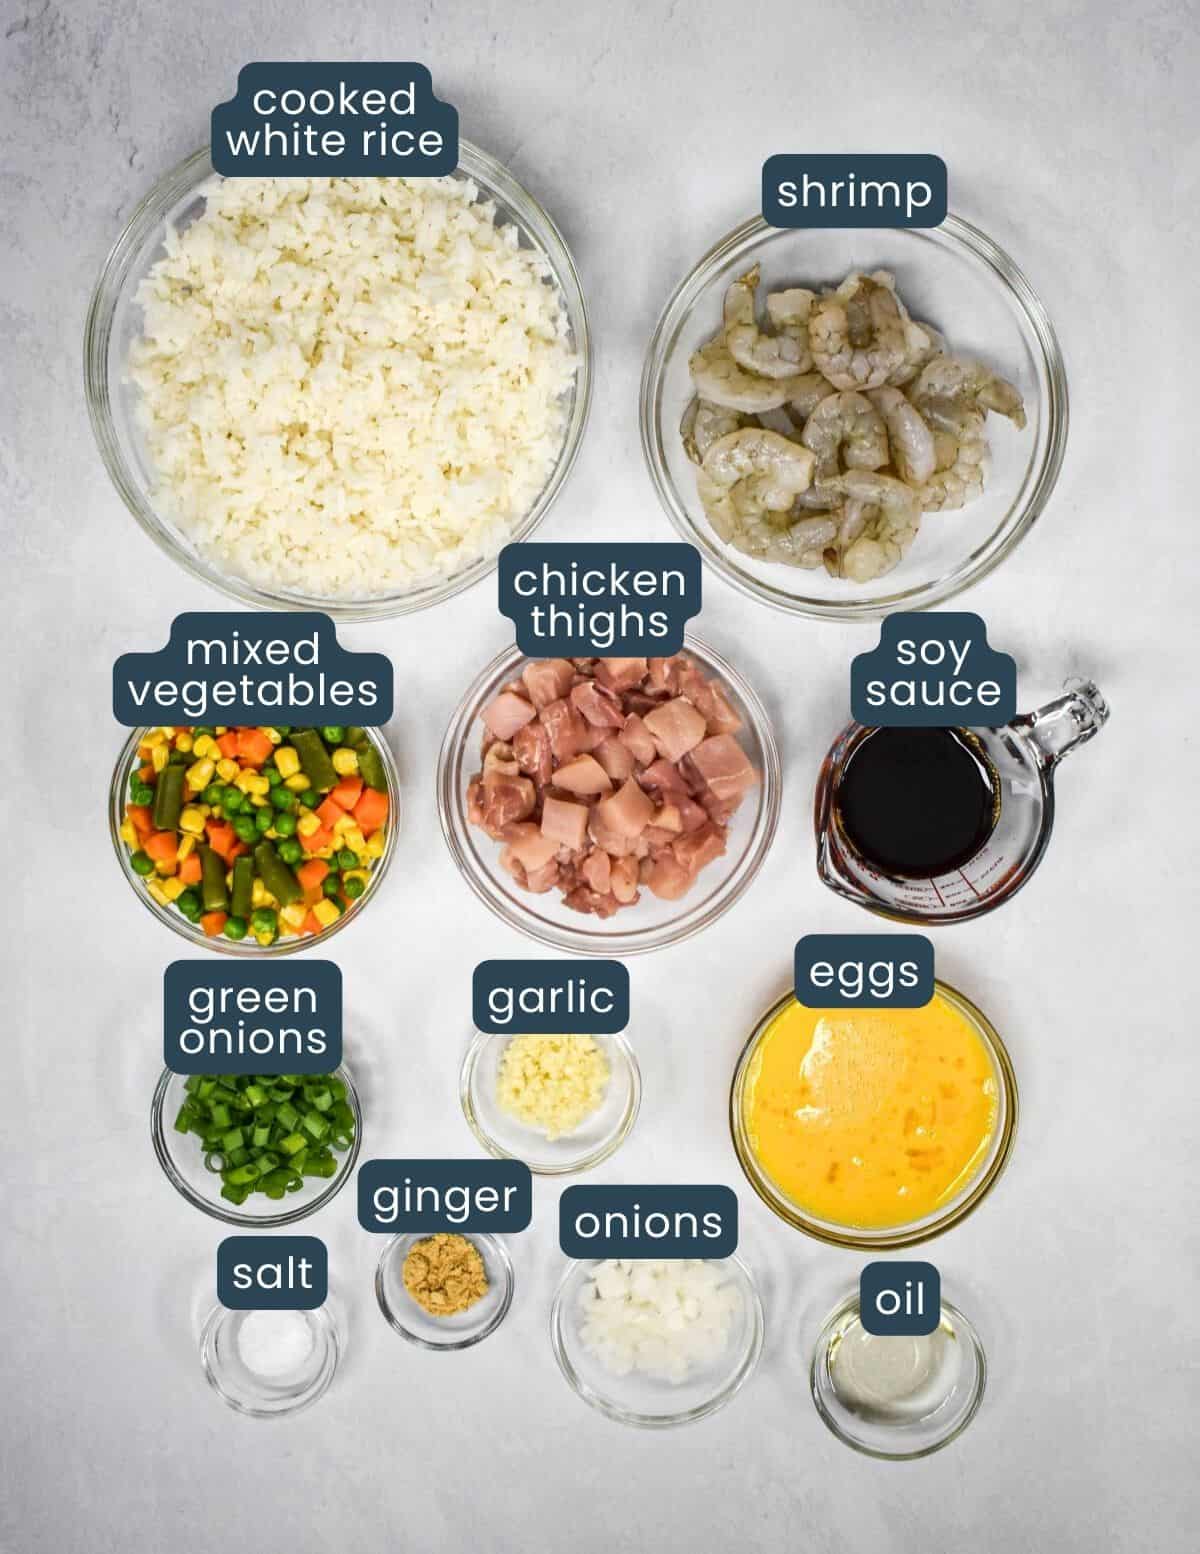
left=1017, top=678, right=1110, bottom=768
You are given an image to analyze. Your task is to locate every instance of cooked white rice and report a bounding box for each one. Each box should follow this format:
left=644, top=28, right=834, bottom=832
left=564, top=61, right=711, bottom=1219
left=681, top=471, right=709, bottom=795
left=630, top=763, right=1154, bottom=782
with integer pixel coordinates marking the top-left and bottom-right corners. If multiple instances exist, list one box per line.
left=128, top=175, right=578, bottom=599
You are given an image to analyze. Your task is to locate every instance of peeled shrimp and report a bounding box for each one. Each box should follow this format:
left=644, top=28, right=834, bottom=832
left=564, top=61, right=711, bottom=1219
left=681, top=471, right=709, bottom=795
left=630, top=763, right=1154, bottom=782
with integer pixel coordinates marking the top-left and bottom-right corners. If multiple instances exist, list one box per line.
left=785, top=372, right=838, bottom=423
left=825, top=471, right=921, bottom=582
left=912, top=353, right=1026, bottom=428
left=701, top=427, right=815, bottom=515
left=680, top=397, right=744, bottom=464
left=689, top=339, right=813, bottom=413
left=809, top=273, right=908, bottom=390
left=723, top=266, right=814, bottom=379
left=697, top=469, right=831, bottom=567
left=914, top=397, right=989, bottom=510
left=868, top=386, right=936, bottom=485
left=801, top=391, right=888, bottom=480
left=822, top=498, right=875, bottom=577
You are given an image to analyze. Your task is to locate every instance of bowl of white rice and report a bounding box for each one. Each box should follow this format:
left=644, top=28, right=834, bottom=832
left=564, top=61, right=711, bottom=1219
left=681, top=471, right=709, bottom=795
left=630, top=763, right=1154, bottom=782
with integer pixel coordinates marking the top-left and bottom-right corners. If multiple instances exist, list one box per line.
left=85, top=144, right=591, bottom=618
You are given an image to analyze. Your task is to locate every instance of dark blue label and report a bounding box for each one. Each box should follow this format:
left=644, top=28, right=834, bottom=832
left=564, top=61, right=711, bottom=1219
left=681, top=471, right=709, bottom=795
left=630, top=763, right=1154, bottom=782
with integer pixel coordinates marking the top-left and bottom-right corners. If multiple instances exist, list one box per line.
left=212, top=63, right=458, bottom=177
left=860, top=1261, right=940, bottom=1336
left=357, top=1160, right=532, bottom=1233
left=163, top=961, right=342, bottom=1074
left=498, top=543, right=702, bottom=655
left=112, top=612, right=392, bottom=726
left=217, top=1236, right=327, bottom=1309
left=472, top=960, right=629, bottom=1034
left=795, top=935, right=934, bottom=1008
left=850, top=612, right=1016, bottom=727
left=763, top=155, right=947, bottom=228
left=559, top=1185, right=738, bottom=1258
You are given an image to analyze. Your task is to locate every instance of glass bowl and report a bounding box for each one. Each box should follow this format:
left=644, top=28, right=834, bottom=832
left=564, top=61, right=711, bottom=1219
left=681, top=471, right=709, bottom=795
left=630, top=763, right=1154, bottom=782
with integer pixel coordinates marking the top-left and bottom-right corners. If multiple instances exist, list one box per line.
left=460, top=1030, right=641, bottom=1174
left=374, top=1233, right=514, bottom=1350
left=84, top=142, right=592, bottom=619
left=810, top=1287, right=987, bottom=1458
left=437, top=637, right=781, bottom=956
left=200, top=1304, right=340, bottom=1418
left=109, top=725, right=399, bottom=956
left=641, top=214, right=1067, bottom=619
left=730, top=982, right=1017, bottom=1249
left=152, top=1064, right=362, bottom=1227
left=550, top=1256, right=764, bottom=1428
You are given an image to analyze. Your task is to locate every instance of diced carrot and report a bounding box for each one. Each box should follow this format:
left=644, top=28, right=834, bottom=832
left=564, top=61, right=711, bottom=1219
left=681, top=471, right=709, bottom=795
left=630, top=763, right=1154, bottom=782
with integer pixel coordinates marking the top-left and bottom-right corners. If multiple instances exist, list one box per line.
left=227, top=840, right=248, bottom=862
left=353, top=788, right=389, bottom=831
left=296, top=859, right=329, bottom=891
left=178, top=854, right=202, bottom=885
left=143, top=831, right=178, bottom=864
left=301, top=911, right=325, bottom=937
left=205, top=820, right=237, bottom=860
left=216, top=732, right=240, bottom=759
left=236, top=728, right=274, bottom=766
left=127, top=804, right=153, bottom=835
left=330, top=776, right=363, bottom=810
left=316, top=796, right=344, bottom=828
left=300, top=824, right=334, bottom=855
left=200, top=911, right=227, bottom=937
left=138, top=763, right=155, bottom=781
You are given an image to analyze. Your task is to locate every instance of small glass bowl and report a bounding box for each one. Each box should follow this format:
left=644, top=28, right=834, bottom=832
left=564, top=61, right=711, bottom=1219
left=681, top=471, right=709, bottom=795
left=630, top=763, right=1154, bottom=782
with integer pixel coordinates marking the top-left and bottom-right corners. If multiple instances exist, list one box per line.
left=641, top=214, right=1067, bottom=619
left=436, top=638, right=781, bottom=956
left=730, top=982, right=1017, bottom=1249
left=84, top=142, right=592, bottom=619
left=200, top=1304, right=340, bottom=1418
left=109, top=726, right=399, bottom=956
left=152, top=1065, right=362, bottom=1227
left=550, top=1255, right=764, bottom=1428
left=810, top=1288, right=987, bottom=1458
left=374, top=1233, right=514, bottom=1350
left=460, top=1030, right=641, bottom=1174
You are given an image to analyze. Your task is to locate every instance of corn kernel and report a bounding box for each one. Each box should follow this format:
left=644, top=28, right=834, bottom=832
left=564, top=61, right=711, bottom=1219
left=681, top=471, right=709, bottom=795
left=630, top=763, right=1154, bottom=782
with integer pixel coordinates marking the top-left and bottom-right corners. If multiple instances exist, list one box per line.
left=119, top=819, right=137, bottom=847
left=365, top=833, right=386, bottom=859
left=144, top=729, right=167, bottom=748
left=250, top=794, right=269, bottom=808
left=234, top=769, right=258, bottom=794
left=192, top=734, right=218, bottom=758
left=274, top=747, right=301, bottom=779
left=280, top=903, right=308, bottom=931
left=332, top=813, right=354, bottom=834
left=312, top=899, right=340, bottom=929
left=285, top=773, right=309, bottom=792
left=178, top=806, right=206, bottom=835
left=344, top=826, right=367, bottom=854
left=216, top=758, right=239, bottom=782
left=151, top=744, right=169, bottom=773
left=161, top=877, right=187, bottom=903
left=214, top=726, right=228, bottom=735
left=251, top=879, right=270, bottom=908
left=249, top=774, right=271, bottom=796
left=186, top=758, right=215, bottom=790
left=178, top=835, right=196, bottom=860
left=261, top=727, right=283, bottom=746
left=146, top=881, right=170, bottom=907
left=254, top=931, right=273, bottom=948
left=174, top=732, right=194, bottom=754
left=331, top=747, right=359, bottom=776
left=342, top=869, right=370, bottom=887
left=297, top=813, right=321, bottom=838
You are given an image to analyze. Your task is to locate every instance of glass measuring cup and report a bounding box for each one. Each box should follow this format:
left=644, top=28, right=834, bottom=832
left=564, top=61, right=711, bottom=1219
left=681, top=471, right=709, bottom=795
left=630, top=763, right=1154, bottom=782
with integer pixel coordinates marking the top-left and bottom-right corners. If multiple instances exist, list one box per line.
left=814, top=679, right=1109, bottom=924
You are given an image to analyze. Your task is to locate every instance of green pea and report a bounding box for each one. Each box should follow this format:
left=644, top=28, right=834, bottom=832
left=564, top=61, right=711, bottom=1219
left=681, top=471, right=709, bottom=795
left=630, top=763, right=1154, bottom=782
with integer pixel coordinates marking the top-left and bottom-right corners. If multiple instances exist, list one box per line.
left=128, top=771, right=145, bottom=795
left=233, top=815, right=258, bottom=844
left=273, top=812, right=297, bottom=838
left=272, top=726, right=292, bottom=738
left=222, top=788, right=246, bottom=815
left=202, top=783, right=225, bottom=807
left=130, top=782, right=154, bottom=806
left=297, top=789, right=317, bottom=810
left=250, top=908, right=278, bottom=936
left=265, top=767, right=282, bottom=788
left=223, top=916, right=249, bottom=941
left=342, top=875, right=366, bottom=900
left=254, top=806, right=274, bottom=834
left=336, top=848, right=359, bottom=870
left=168, top=748, right=189, bottom=765
left=176, top=889, right=201, bottom=921
left=277, top=838, right=303, bottom=865
left=130, top=850, right=154, bottom=877
left=191, top=726, right=215, bottom=738
left=320, top=726, right=345, bottom=746
left=322, top=876, right=341, bottom=899
left=271, top=786, right=296, bottom=813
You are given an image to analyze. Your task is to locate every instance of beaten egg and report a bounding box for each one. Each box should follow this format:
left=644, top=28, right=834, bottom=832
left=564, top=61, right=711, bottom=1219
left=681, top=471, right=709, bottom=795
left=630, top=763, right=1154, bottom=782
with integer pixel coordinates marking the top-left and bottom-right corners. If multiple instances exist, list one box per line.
left=741, top=993, right=999, bottom=1231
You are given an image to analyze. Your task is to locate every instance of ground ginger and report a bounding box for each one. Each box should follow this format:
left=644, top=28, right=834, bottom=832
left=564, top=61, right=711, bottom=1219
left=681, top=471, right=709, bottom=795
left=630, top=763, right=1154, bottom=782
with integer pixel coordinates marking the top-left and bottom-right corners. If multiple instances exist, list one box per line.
left=402, top=1233, right=489, bottom=1317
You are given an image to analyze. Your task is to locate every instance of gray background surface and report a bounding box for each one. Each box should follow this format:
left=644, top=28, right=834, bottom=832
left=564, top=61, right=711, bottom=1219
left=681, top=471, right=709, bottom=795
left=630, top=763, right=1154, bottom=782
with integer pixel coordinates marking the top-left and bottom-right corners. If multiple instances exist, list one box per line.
left=2, top=2, right=1196, bottom=1550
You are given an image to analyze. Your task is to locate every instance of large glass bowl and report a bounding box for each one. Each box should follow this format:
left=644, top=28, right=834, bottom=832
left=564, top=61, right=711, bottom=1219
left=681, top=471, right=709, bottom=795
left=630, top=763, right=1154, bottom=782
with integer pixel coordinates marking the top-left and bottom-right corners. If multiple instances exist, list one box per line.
left=152, top=1063, right=362, bottom=1227
left=730, top=982, right=1018, bottom=1249
left=436, top=638, right=781, bottom=956
left=84, top=143, right=592, bottom=619
left=109, top=725, right=399, bottom=956
left=550, top=1255, right=764, bottom=1428
left=641, top=214, right=1067, bottom=619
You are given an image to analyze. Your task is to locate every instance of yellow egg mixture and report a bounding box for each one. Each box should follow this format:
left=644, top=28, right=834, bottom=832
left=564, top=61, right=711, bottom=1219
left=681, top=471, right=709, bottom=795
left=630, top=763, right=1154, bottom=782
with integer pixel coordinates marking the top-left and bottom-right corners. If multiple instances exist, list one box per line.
left=742, top=995, right=998, bottom=1229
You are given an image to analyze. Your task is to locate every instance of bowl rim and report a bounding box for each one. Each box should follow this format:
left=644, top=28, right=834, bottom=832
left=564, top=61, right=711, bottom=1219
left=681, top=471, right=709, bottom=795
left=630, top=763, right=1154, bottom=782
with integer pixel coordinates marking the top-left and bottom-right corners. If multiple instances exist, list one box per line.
left=729, top=980, right=1018, bottom=1249
left=152, top=1062, right=363, bottom=1227
left=435, top=634, right=783, bottom=956
left=808, top=1288, right=987, bottom=1459
left=83, top=139, right=593, bottom=620
left=459, top=1028, right=642, bottom=1175
left=639, top=210, right=1069, bottom=620
left=109, top=723, right=400, bottom=956
left=373, top=1231, right=515, bottom=1350
left=199, top=1302, right=340, bottom=1419
left=549, top=1252, right=765, bottom=1428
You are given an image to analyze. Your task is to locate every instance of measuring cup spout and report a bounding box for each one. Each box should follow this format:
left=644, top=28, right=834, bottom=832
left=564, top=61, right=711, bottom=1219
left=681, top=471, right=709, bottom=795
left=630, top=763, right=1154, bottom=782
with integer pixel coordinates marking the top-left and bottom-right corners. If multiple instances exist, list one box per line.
left=1016, top=679, right=1110, bottom=769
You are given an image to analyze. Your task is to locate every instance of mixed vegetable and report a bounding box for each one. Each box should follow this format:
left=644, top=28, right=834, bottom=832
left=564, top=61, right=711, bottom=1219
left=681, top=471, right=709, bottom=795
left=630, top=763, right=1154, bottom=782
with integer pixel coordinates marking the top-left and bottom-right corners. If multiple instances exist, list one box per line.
left=119, top=725, right=391, bottom=946
left=173, top=1071, right=356, bottom=1207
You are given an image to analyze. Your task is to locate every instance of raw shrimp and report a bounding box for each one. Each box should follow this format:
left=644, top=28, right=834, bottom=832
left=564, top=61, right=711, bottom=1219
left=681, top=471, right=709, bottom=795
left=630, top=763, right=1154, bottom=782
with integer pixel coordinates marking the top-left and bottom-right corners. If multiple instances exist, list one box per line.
left=801, top=391, right=889, bottom=479
left=809, top=273, right=908, bottom=390
left=822, top=498, right=874, bottom=578
left=723, top=266, right=814, bottom=378
left=680, top=397, right=744, bottom=464
left=696, top=469, right=829, bottom=567
left=689, top=339, right=812, bottom=413
left=914, top=397, right=989, bottom=510
left=912, top=353, right=1027, bottom=428
left=826, top=471, right=921, bottom=582
left=701, top=427, right=815, bottom=515
left=785, top=371, right=838, bottom=423
left=868, top=386, right=936, bottom=485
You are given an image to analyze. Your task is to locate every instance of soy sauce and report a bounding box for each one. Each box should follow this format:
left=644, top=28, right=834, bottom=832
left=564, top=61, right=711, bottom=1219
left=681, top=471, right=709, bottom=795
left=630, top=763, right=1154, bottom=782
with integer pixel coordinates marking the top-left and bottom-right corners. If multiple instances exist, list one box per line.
left=835, top=728, right=1000, bottom=878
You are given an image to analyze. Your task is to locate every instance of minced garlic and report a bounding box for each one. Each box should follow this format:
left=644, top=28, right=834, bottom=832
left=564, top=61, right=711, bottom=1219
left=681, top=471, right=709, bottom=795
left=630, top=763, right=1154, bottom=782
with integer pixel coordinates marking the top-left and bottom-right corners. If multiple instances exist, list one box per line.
left=496, top=1034, right=610, bottom=1140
